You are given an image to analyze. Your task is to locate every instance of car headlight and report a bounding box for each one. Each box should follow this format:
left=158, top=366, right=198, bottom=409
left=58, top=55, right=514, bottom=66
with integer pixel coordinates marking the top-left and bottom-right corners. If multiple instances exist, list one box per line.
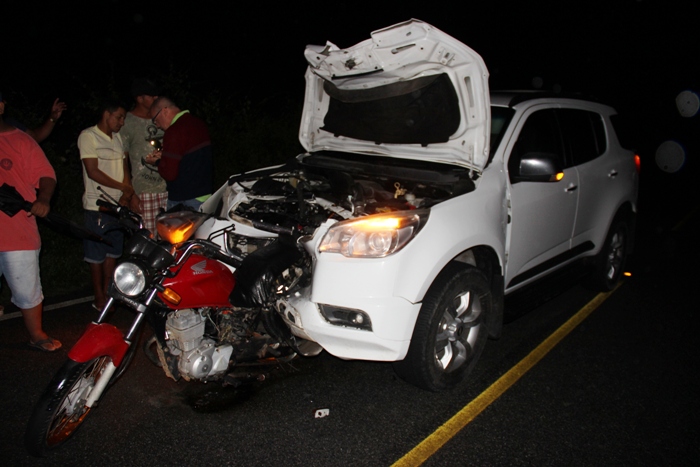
left=318, top=209, right=429, bottom=258
left=113, top=261, right=147, bottom=296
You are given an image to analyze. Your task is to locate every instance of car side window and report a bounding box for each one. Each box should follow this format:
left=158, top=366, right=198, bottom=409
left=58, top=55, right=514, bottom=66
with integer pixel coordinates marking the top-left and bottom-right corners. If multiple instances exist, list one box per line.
left=508, top=109, right=566, bottom=179
left=558, top=109, right=607, bottom=166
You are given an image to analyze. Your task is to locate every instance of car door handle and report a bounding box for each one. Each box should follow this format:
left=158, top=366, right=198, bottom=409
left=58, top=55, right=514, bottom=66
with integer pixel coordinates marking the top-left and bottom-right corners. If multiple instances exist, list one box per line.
left=565, top=184, right=578, bottom=192
left=608, top=170, right=618, bottom=178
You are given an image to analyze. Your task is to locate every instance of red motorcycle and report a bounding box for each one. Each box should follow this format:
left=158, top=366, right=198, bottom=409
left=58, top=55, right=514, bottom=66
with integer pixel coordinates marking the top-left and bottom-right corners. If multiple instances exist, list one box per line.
left=25, top=198, right=315, bottom=457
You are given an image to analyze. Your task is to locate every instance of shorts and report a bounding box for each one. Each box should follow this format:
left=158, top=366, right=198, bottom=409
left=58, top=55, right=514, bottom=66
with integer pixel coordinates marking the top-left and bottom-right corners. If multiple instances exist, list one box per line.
left=0, top=249, right=43, bottom=309
left=83, top=210, right=124, bottom=264
left=139, top=191, right=168, bottom=234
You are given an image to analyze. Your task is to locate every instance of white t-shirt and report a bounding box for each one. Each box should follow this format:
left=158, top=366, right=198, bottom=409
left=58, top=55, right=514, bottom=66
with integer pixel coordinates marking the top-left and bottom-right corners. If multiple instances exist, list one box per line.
left=78, top=125, right=125, bottom=211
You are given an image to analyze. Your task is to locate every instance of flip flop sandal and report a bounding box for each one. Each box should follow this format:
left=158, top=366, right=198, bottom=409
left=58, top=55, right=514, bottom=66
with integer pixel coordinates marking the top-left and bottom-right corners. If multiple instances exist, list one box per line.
left=28, top=338, right=62, bottom=352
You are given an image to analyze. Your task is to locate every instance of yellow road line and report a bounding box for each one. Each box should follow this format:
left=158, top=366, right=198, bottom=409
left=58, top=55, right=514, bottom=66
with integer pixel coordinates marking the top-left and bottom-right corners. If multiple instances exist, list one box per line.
left=392, top=285, right=620, bottom=467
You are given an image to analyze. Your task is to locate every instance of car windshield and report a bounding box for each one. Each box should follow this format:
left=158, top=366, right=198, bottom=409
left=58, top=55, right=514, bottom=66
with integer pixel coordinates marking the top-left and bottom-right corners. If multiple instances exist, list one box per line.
left=490, top=106, right=515, bottom=154
left=321, top=73, right=461, bottom=145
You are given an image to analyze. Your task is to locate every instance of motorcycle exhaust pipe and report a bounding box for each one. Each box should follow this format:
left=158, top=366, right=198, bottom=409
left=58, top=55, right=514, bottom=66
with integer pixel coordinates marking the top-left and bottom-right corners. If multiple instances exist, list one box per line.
left=223, top=372, right=267, bottom=388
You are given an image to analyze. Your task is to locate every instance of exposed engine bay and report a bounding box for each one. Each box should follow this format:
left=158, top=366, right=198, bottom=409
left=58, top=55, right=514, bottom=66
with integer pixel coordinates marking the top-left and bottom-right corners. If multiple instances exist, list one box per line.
left=220, top=151, right=477, bottom=238
left=189, top=150, right=480, bottom=361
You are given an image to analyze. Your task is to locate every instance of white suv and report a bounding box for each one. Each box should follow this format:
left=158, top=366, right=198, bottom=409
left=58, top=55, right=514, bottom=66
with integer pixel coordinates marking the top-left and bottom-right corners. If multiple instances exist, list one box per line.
left=199, top=19, right=639, bottom=391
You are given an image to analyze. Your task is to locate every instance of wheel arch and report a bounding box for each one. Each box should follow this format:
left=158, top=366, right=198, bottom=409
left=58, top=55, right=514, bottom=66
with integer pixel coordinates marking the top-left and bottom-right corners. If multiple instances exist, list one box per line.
left=585, top=201, right=635, bottom=292
left=605, top=201, right=636, bottom=255
left=430, top=245, right=504, bottom=339
left=393, top=260, right=496, bottom=390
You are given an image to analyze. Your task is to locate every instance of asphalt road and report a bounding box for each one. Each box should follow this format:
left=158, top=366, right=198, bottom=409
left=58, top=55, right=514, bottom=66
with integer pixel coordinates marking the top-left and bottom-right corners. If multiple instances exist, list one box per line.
left=1, top=179, right=698, bottom=466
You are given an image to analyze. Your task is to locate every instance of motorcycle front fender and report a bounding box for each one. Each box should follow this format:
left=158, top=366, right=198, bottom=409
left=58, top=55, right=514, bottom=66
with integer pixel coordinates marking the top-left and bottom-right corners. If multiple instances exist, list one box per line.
left=67, top=323, right=129, bottom=367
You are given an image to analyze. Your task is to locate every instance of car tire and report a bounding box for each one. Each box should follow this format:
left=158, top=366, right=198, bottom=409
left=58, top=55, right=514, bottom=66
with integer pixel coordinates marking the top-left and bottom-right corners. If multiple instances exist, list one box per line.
left=588, top=217, right=628, bottom=292
left=393, top=264, right=492, bottom=391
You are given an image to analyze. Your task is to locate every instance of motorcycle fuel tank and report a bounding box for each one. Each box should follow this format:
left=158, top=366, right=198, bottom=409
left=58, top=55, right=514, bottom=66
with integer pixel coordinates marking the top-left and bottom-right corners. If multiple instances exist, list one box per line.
left=160, top=254, right=235, bottom=309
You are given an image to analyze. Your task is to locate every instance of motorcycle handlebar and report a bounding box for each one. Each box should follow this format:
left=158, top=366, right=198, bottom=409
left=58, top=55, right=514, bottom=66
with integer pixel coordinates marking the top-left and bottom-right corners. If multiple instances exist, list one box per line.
left=196, top=239, right=244, bottom=268
left=210, top=248, right=244, bottom=269
left=99, top=193, right=240, bottom=268
left=96, top=199, right=130, bottom=216
left=95, top=198, right=144, bottom=231
left=95, top=199, right=115, bottom=210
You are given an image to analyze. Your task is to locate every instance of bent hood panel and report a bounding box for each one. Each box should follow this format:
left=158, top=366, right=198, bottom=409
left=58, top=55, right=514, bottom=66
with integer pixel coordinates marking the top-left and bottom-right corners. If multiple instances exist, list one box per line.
left=300, top=19, right=490, bottom=171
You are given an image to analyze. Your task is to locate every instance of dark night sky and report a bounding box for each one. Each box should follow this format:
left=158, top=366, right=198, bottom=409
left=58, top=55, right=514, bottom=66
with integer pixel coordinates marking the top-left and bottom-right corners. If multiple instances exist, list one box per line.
left=3, top=0, right=698, bottom=171
left=5, top=1, right=695, bottom=95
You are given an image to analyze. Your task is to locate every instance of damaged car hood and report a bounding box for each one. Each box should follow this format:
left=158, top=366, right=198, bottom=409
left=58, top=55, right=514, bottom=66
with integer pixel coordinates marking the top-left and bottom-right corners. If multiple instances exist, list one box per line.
left=300, top=19, right=490, bottom=172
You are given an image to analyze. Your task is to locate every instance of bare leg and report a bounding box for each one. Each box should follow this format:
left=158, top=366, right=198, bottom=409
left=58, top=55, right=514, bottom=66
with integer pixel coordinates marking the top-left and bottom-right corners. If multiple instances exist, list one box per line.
left=103, top=257, right=116, bottom=300
left=23, top=303, right=62, bottom=350
left=90, top=262, right=106, bottom=308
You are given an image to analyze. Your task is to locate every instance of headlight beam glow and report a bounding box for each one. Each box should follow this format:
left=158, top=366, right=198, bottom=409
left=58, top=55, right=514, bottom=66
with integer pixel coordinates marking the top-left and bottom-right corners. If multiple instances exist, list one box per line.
left=319, top=209, right=429, bottom=258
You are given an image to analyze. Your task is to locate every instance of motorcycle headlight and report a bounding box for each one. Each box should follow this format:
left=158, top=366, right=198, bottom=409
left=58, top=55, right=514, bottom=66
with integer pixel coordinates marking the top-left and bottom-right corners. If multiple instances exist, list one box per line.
left=113, top=261, right=147, bottom=296
left=318, top=209, right=429, bottom=258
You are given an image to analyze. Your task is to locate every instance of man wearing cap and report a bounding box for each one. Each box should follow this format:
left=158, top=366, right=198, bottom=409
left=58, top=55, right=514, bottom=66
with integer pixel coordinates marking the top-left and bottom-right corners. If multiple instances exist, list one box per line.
left=120, top=78, right=167, bottom=232
left=148, top=96, right=212, bottom=211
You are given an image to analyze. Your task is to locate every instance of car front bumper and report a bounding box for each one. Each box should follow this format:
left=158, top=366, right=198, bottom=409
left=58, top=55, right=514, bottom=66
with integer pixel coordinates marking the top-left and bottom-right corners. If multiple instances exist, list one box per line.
left=276, top=287, right=420, bottom=362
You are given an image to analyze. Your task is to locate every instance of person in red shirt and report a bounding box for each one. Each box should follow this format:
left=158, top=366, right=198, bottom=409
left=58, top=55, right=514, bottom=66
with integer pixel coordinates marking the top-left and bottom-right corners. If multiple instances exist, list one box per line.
left=147, top=97, right=212, bottom=211
left=0, top=98, right=62, bottom=351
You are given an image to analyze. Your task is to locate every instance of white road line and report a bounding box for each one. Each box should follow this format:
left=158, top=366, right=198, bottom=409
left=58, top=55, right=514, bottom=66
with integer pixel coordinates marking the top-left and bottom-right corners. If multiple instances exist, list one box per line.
left=0, top=295, right=93, bottom=322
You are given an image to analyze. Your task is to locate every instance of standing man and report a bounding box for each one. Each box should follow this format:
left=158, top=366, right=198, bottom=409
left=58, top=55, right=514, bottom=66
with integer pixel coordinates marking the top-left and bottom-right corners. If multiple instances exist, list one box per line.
left=0, top=97, right=62, bottom=351
left=148, top=97, right=212, bottom=211
left=121, top=79, right=167, bottom=232
left=78, top=101, right=137, bottom=310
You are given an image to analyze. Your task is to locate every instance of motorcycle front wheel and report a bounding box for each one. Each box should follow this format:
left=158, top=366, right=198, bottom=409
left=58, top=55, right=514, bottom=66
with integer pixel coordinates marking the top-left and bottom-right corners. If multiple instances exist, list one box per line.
left=25, top=356, right=112, bottom=457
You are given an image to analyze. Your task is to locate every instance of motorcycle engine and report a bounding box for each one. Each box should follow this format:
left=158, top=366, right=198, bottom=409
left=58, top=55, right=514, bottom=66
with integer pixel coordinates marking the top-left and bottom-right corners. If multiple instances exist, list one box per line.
left=165, top=309, right=233, bottom=380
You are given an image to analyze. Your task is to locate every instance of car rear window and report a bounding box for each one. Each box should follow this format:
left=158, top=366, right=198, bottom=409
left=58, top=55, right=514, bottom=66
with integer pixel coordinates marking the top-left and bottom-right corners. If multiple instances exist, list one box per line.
left=558, top=109, right=607, bottom=166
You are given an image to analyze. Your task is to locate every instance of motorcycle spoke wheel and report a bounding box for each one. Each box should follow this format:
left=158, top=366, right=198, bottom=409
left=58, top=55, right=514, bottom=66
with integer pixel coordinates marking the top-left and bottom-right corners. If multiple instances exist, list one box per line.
left=25, top=356, right=112, bottom=457
left=46, top=357, right=109, bottom=445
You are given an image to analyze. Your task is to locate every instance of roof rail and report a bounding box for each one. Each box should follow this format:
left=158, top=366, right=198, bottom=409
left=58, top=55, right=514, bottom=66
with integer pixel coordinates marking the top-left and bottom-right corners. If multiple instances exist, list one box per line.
left=491, top=90, right=602, bottom=107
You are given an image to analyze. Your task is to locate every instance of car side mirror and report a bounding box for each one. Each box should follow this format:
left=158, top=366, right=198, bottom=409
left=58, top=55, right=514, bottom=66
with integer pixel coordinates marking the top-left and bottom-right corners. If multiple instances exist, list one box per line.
left=510, top=152, right=564, bottom=183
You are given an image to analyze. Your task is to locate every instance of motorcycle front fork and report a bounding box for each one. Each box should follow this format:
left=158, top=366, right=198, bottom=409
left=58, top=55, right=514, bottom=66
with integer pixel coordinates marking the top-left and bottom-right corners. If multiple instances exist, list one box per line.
left=85, top=361, right=118, bottom=408
left=85, top=288, right=157, bottom=406
left=97, top=287, right=157, bottom=340
left=95, top=297, right=116, bottom=323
